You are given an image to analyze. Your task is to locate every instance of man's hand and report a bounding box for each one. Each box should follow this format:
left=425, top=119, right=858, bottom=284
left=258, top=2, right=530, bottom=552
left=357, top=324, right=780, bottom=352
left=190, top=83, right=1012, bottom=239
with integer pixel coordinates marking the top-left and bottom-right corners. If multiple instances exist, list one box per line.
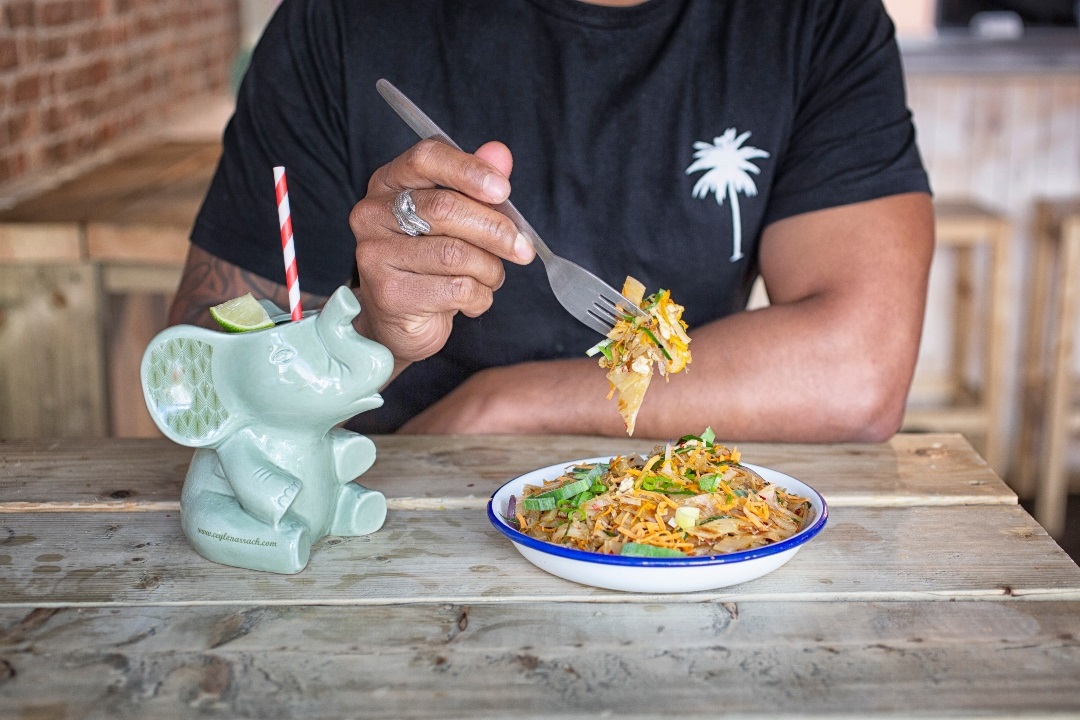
left=348, top=139, right=535, bottom=365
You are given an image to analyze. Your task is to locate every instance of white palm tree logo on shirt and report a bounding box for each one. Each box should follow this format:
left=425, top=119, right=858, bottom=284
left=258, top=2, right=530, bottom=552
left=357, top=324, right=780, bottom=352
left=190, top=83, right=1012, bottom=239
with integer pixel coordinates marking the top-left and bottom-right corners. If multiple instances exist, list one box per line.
left=685, top=128, right=770, bottom=262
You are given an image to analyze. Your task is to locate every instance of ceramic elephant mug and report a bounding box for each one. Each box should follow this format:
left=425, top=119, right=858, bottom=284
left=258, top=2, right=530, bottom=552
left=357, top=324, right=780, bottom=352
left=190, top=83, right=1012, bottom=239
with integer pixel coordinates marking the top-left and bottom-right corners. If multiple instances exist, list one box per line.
left=140, top=286, right=394, bottom=574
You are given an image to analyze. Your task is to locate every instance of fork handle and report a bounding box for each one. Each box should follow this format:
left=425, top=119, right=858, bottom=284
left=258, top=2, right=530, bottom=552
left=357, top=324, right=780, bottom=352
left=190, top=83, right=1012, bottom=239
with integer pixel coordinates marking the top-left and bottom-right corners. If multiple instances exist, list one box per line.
left=376, top=79, right=556, bottom=265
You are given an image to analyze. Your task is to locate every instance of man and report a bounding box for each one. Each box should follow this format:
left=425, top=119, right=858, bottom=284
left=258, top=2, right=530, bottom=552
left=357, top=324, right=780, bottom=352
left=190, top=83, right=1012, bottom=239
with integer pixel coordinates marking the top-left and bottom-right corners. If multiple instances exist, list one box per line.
left=172, top=0, right=934, bottom=441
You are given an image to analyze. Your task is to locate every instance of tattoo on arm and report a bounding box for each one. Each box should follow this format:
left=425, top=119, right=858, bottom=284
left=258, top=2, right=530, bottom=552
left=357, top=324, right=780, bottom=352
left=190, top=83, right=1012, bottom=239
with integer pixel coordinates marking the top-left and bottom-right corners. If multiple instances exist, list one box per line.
left=168, top=245, right=328, bottom=329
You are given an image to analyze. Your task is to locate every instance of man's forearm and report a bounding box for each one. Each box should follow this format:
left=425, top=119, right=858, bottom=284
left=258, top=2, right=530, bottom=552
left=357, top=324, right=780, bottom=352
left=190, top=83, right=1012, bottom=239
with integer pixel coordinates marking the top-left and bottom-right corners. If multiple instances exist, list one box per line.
left=409, top=294, right=914, bottom=442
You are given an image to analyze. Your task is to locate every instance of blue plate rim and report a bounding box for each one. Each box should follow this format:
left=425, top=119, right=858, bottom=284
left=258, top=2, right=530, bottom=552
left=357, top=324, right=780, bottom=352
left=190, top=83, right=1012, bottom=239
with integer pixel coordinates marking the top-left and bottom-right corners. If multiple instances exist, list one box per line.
left=486, top=458, right=829, bottom=568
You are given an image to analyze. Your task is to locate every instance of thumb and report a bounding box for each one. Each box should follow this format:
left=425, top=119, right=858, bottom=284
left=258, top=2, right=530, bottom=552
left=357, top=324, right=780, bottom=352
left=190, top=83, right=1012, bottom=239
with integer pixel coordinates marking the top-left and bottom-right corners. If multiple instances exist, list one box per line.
left=474, top=141, right=513, bottom=178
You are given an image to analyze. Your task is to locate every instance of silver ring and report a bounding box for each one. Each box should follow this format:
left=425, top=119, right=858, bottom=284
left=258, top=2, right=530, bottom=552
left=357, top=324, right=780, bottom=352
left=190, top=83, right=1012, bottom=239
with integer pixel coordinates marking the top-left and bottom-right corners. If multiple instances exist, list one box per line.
left=391, top=190, right=431, bottom=237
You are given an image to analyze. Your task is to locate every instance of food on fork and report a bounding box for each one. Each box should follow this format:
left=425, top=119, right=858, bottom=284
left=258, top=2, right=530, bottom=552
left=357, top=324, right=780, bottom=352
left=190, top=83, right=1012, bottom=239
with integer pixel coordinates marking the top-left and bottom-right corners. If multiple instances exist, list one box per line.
left=587, top=276, right=692, bottom=435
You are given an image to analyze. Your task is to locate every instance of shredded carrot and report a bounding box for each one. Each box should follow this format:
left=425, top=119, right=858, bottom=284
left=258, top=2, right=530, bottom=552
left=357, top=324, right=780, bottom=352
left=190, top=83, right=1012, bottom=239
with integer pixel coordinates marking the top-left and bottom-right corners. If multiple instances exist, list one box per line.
left=513, top=434, right=810, bottom=558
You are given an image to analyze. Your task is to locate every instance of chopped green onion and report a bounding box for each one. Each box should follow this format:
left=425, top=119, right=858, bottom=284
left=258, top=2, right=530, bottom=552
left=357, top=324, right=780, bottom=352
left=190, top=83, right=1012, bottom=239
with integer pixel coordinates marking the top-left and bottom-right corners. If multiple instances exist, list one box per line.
left=698, top=473, right=721, bottom=492
left=589, top=482, right=605, bottom=494
left=535, top=478, right=591, bottom=501
left=620, top=542, right=687, bottom=558
left=640, top=327, right=672, bottom=361
left=571, top=464, right=608, bottom=484
left=641, top=475, right=693, bottom=495
left=698, top=514, right=731, bottom=525
left=568, top=508, right=586, bottom=523
left=585, top=338, right=614, bottom=362
left=701, top=427, right=716, bottom=445
left=674, top=506, right=700, bottom=530
left=574, top=491, right=595, bottom=507
left=522, top=496, right=556, bottom=511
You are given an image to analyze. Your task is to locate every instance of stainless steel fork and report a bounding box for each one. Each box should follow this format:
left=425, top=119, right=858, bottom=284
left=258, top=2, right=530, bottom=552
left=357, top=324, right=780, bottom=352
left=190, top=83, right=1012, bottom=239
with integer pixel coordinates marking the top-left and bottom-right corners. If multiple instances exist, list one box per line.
left=376, top=79, right=646, bottom=335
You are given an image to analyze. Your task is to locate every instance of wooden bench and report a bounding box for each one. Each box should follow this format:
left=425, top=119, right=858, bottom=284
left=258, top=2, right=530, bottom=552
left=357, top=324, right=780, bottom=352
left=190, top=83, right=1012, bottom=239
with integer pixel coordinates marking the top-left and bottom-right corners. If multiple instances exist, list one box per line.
left=0, top=140, right=219, bottom=438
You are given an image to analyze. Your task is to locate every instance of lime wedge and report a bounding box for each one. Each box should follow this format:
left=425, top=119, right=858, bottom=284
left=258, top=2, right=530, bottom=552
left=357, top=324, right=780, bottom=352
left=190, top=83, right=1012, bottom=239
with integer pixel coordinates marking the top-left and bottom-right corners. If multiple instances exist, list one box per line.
left=209, top=293, right=275, bottom=332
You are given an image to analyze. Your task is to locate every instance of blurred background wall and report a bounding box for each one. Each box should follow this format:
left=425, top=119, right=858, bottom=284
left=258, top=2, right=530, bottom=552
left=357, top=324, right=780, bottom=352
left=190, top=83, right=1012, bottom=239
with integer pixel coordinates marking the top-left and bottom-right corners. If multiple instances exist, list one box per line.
left=0, top=0, right=239, bottom=200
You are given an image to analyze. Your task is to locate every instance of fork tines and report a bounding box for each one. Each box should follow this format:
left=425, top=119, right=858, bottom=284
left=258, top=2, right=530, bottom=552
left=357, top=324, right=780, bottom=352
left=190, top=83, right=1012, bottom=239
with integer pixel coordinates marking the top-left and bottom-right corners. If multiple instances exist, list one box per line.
left=589, top=294, right=634, bottom=332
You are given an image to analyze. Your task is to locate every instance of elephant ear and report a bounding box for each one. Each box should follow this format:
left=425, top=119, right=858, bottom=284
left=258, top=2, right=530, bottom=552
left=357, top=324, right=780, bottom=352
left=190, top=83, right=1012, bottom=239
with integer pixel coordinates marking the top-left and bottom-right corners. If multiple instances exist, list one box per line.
left=141, top=326, right=235, bottom=448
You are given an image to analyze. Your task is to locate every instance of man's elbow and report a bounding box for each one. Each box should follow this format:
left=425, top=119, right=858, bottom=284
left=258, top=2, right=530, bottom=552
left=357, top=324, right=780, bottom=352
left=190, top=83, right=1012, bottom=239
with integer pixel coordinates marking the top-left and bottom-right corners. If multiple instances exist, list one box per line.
left=832, top=370, right=910, bottom=443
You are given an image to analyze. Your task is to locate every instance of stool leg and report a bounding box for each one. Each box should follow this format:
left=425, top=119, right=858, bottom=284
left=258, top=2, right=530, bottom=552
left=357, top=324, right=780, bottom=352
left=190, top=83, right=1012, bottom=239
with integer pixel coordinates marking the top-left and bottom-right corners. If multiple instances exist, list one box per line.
left=953, top=245, right=975, bottom=405
left=1035, top=217, right=1080, bottom=538
left=983, top=219, right=1011, bottom=477
left=1016, top=208, right=1054, bottom=498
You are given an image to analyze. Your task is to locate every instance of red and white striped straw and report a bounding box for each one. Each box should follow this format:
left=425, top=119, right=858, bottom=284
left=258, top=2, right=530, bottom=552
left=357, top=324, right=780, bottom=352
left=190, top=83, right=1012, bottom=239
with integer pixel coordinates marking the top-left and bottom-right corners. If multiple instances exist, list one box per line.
left=273, top=166, right=302, bottom=321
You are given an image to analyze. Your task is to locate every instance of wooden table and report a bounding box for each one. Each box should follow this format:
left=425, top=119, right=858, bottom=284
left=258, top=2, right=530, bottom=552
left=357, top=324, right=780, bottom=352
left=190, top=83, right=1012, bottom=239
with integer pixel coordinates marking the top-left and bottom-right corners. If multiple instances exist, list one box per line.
left=1, top=433, right=1078, bottom=718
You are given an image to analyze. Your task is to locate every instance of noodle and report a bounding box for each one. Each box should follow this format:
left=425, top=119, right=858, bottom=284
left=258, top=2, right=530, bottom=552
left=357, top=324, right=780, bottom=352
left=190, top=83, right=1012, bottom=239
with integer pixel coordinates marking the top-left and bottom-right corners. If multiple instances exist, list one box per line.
left=511, top=431, right=810, bottom=558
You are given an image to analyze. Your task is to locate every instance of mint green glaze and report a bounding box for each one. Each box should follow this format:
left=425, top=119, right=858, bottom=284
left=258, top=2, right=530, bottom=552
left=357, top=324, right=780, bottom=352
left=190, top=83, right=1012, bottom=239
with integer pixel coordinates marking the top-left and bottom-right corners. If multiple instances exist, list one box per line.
left=140, top=286, right=393, bottom=574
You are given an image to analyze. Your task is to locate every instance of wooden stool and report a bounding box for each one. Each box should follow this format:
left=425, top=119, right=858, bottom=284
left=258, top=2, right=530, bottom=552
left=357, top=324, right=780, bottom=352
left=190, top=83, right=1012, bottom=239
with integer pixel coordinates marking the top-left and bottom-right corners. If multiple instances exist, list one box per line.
left=1016, top=199, right=1080, bottom=539
left=903, top=200, right=1011, bottom=477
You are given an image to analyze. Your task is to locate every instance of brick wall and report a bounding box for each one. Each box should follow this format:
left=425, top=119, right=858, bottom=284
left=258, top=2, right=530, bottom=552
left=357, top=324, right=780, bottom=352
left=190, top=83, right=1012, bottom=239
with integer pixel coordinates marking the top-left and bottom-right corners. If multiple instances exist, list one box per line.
left=0, top=0, right=239, bottom=188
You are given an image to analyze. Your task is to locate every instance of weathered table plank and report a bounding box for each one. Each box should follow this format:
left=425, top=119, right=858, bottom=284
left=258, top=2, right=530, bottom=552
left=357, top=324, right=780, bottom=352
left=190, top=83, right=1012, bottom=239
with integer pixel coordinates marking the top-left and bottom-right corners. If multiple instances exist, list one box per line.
left=0, top=601, right=1077, bottom=718
left=0, top=433, right=1015, bottom=511
left=1, top=505, right=1076, bottom=606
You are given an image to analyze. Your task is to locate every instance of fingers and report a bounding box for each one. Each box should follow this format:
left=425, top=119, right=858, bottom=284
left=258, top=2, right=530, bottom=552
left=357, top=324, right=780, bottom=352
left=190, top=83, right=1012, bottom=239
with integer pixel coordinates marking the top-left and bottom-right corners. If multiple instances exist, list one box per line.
left=474, top=140, right=513, bottom=177
left=350, top=189, right=528, bottom=278
left=410, top=187, right=534, bottom=265
left=372, top=138, right=511, bottom=204
left=372, top=269, right=495, bottom=320
left=368, top=140, right=534, bottom=265
left=356, top=231, right=503, bottom=310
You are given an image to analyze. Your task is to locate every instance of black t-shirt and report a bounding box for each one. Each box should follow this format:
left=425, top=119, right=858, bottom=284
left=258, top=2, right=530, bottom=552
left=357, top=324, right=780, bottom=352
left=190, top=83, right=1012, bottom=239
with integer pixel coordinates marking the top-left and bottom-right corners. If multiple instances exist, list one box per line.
left=192, top=0, right=930, bottom=432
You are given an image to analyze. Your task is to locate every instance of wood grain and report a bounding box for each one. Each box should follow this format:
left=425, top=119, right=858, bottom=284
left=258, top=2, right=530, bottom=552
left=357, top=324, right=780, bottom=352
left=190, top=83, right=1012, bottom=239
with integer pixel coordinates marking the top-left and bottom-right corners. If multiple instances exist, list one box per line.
left=0, top=434, right=1014, bottom=511
left=0, top=224, right=82, bottom=262
left=0, top=601, right=1076, bottom=718
left=0, top=265, right=108, bottom=439
left=0, top=142, right=220, bottom=227
left=0, top=505, right=1075, bottom=607
left=104, top=292, right=172, bottom=439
